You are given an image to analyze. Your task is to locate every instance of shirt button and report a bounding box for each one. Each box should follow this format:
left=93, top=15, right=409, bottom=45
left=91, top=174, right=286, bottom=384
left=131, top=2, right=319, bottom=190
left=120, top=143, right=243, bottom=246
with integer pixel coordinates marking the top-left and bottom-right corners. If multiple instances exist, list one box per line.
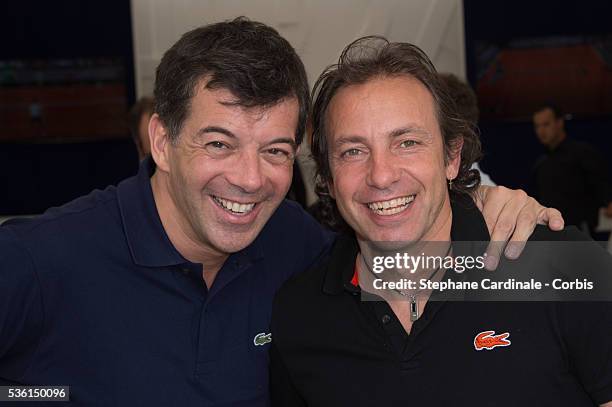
left=381, top=314, right=391, bottom=324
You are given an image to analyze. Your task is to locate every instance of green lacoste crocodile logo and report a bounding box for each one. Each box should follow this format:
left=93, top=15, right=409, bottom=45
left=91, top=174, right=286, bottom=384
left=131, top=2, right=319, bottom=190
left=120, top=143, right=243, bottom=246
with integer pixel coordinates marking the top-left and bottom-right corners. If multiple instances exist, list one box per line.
left=253, top=332, right=272, bottom=346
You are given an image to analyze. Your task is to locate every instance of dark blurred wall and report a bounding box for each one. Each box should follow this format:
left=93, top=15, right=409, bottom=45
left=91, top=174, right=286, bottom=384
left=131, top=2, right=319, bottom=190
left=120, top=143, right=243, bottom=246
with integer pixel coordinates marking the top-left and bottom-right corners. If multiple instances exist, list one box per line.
left=464, top=0, right=612, bottom=189
left=1, top=0, right=137, bottom=214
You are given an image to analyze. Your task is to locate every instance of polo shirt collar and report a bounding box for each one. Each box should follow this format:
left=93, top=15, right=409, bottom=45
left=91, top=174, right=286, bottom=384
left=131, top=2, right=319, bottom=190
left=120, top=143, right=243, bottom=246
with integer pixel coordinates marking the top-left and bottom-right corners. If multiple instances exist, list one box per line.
left=117, top=157, right=186, bottom=267
left=322, top=191, right=490, bottom=295
left=322, top=234, right=360, bottom=295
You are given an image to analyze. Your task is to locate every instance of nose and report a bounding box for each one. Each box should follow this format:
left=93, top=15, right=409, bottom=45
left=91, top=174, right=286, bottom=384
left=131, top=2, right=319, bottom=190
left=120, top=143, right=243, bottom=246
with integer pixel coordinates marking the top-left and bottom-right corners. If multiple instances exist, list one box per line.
left=227, top=150, right=265, bottom=193
left=365, top=151, right=400, bottom=190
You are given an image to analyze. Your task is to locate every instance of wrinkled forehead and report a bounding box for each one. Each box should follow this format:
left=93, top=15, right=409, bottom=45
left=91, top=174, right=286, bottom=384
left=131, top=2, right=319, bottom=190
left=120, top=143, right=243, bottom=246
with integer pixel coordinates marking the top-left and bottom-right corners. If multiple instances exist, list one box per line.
left=198, top=74, right=299, bottom=112
left=325, top=75, right=441, bottom=141
left=183, top=84, right=299, bottom=143
left=191, top=77, right=297, bottom=123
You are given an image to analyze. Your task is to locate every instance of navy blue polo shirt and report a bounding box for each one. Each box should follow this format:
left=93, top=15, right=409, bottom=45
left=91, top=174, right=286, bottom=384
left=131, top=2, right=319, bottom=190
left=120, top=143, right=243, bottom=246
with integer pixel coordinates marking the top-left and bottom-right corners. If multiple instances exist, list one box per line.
left=0, top=158, right=334, bottom=406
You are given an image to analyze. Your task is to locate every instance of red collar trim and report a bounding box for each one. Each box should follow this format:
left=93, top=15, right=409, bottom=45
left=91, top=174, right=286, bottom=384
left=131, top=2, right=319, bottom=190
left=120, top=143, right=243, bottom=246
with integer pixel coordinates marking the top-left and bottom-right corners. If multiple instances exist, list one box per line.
left=351, top=259, right=359, bottom=286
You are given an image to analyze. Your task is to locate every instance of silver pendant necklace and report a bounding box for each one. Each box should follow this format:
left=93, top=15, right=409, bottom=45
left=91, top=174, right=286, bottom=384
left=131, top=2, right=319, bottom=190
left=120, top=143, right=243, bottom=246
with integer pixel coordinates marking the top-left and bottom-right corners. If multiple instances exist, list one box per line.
left=360, top=244, right=451, bottom=322
left=409, top=295, right=419, bottom=321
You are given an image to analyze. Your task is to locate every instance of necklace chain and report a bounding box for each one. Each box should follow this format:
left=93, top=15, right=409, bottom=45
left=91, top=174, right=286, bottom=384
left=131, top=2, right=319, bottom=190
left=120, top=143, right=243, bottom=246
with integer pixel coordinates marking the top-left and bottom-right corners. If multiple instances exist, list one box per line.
left=359, top=243, right=452, bottom=321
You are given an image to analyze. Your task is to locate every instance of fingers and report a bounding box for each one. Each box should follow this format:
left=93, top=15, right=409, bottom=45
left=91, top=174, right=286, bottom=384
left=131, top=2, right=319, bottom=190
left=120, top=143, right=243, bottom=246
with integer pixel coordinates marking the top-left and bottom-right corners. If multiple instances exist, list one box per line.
left=484, top=239, right=508, bottom=271
left=483, top=188, right=529, bottom=270
left=473, top=185, right=488, bottom=212
left=488, top=190, right=527, bottom=242
left=484, top=214, right=516, bottom=270
left=480, top=186, right=512, bottom=237
left=503, top=198, right=541, bottom=260
left=477, top=185, right=566, bottom=270
left=504, top=198, right=566, bottom=261
left=536, top=207, right=565, bottom=230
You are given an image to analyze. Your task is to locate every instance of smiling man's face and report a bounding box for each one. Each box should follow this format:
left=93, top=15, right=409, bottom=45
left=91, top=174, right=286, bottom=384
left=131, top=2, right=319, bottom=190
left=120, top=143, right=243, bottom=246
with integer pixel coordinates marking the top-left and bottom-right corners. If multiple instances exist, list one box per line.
left=326, top=75, right=460, bottom=243
left=153, top=81, right=299, bottom=257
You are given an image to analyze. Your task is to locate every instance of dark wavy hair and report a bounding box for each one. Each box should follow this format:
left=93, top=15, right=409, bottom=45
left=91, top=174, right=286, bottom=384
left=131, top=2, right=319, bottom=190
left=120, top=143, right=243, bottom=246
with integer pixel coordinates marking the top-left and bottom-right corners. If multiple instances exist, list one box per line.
left=438, top=73, right=480, bottom=124
left=154, top=17, right=310, bottom=144
left=310, top=36, right=482, bottom=231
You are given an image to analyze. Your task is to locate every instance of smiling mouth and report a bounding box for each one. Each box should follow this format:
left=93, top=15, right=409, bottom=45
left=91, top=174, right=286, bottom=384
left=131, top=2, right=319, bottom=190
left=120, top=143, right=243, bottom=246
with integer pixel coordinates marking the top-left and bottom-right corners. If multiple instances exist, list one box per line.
left=367, top=195, right=415, bottom=216
left=213, top=195, right=257, bottom=215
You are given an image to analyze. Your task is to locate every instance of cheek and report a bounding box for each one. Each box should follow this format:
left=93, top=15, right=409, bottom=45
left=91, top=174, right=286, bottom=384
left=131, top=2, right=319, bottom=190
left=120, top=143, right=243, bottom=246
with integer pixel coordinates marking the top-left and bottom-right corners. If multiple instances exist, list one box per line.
left=181, top=161, right=213, bottom=188
left=330, top=177, right=356, bottom=224
left=264, top=163, right=293, bottom=195
left=410, top=157, right=441, bottom=179
left=171, top=160, right=222, bottom=199
left=332, top=171, right=360, bottom=207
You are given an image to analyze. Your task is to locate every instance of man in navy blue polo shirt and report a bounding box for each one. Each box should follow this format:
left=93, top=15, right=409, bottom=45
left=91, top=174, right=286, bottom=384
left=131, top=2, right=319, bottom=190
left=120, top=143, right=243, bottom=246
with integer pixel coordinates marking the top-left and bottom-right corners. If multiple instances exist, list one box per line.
left=0, top=18, right=564, bottom=406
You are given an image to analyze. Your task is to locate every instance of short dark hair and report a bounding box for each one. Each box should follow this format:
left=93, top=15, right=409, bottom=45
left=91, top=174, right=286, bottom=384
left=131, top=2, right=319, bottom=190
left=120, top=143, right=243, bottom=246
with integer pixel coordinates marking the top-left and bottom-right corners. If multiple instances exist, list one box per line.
left=128, top=96, right=154, bottom=145
left=153, top=17, right=310, bottom=144
left=438, top=73, right=479, bottom=125
left=310, top=37, right=481, bottom=231
left=534, top=103, right=565, bottom=120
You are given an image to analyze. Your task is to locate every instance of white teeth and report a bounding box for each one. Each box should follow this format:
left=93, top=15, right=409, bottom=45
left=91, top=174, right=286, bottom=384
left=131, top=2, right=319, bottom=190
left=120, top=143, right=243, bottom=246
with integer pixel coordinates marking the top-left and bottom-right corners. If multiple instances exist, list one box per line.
left=367, top=195, right=415, bottom=216
left=214, top=196, right=256, bottom=214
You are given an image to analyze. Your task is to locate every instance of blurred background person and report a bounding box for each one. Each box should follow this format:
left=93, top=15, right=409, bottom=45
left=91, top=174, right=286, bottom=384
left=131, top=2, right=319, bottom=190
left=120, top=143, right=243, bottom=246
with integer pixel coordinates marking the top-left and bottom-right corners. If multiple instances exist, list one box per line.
left=532, top=104, right=612, bottom=236
left=128, top=96, right=154, bottom=161
left=439, top=72, right=496, bottom=186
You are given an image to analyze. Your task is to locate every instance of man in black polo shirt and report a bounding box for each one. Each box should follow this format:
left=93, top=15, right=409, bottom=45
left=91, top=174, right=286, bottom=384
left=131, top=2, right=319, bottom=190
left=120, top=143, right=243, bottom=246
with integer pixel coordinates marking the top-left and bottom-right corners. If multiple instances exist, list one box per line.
left=0, top=19, right=565, bottom=406
left=532, top=104, right=612, bottom=236
left=270, top=37, right=612, bottom=406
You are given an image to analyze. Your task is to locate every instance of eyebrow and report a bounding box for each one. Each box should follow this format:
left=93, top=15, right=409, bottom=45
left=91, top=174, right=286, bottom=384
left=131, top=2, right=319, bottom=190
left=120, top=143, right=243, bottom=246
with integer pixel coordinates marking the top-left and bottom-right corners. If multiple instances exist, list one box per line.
left=266, top=137, right=298, bottom=152
left=333, top=135, right=368, bottom=147
left=197, top=126, right=236, bottom=139
left=333, top=125, right=432, bottom=147
left=196, top=126, right=297, bottom=151
left=389, top=125, right=432, bottom=139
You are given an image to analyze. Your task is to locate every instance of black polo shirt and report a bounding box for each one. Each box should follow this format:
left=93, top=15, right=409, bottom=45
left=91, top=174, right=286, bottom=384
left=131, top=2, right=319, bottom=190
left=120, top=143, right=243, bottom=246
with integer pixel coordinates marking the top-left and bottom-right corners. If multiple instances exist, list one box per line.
left=0, top=158, right=334, bottom=406
left=271, top=194, right=612, bottom=406
left=533, top=137, right=611, bottom=231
